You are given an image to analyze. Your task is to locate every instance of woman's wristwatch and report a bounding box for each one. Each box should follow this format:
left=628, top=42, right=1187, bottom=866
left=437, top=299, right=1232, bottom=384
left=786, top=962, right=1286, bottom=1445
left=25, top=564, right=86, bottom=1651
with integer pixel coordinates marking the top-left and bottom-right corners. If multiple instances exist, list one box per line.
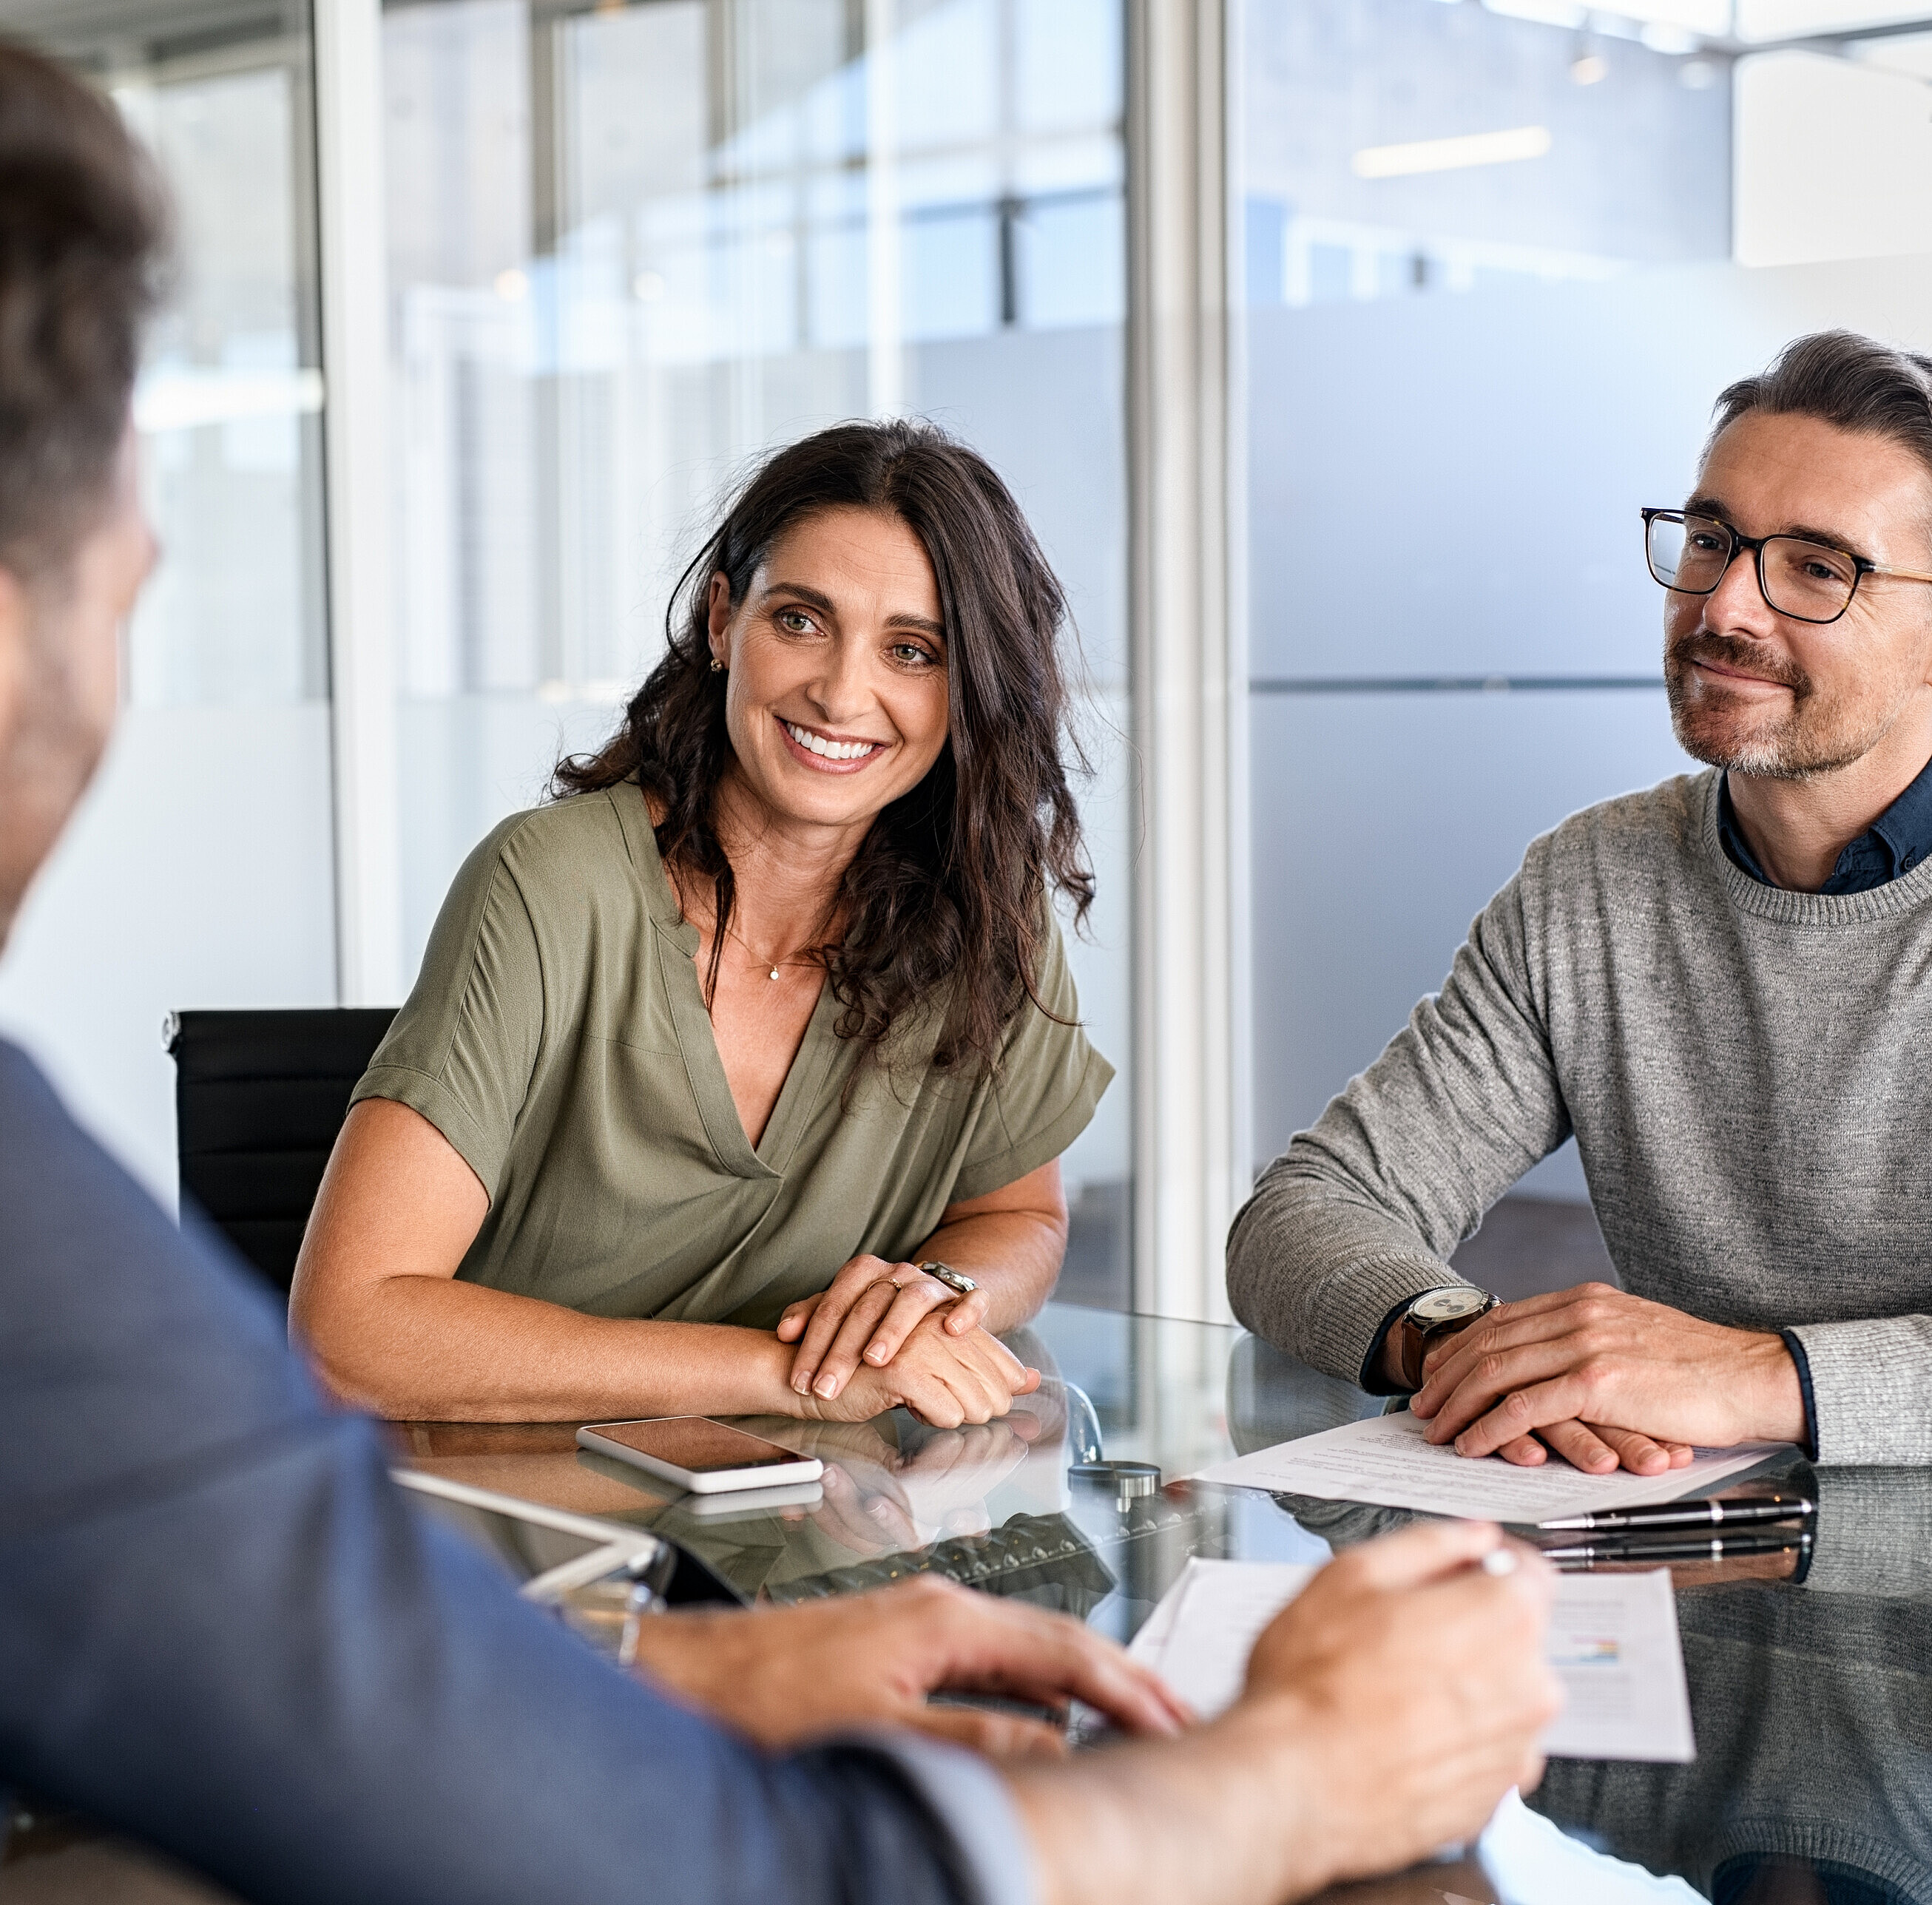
left=1393, top=1285, right=1499, bottom=1391
left=917, top=1261, right=979, bottom=1297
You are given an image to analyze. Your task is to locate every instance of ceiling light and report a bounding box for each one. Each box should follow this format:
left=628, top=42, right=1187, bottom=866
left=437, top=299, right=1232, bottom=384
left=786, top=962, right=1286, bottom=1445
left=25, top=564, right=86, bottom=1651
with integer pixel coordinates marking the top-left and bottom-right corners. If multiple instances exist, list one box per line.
left=1485, top=0, right=1587, bottom=26
left=1351, top=125, right=1554, bottom=178
left=1572, top=51, right=1610, bottom=80
left=1614, top=0, right=1731, bottom=33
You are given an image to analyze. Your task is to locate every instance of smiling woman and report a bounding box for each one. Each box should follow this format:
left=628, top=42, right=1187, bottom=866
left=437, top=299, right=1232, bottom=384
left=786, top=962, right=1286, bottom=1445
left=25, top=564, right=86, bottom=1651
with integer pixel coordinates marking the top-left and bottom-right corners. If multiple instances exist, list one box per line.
left=288, top=421, right=1110, bottom=1427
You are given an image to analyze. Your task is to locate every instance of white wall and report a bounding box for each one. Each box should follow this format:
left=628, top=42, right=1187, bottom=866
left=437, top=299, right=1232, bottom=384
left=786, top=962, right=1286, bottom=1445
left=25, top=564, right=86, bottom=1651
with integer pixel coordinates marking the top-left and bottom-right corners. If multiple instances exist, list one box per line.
left=0, top=705, right=338, bottom=1205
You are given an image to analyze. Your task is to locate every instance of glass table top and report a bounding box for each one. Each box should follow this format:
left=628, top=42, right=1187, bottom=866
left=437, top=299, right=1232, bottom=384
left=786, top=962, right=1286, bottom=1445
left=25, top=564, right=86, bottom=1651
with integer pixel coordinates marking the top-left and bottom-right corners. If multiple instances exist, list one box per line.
left=390, top=1302, right=1932, bottom=1905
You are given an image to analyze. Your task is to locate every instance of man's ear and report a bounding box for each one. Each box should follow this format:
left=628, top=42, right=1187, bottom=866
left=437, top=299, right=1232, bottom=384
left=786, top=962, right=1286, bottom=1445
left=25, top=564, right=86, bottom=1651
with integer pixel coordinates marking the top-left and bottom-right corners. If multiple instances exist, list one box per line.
left=0, top=564, right=29, bottom=761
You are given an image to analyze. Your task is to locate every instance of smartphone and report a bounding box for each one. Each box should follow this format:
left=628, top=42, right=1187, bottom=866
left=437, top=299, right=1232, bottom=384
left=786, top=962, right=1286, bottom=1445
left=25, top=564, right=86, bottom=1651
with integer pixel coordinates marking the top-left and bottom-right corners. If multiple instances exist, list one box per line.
left=577, top=1417, right=825, bottom=1495
left=673, top=1479, right=827, bottom=1520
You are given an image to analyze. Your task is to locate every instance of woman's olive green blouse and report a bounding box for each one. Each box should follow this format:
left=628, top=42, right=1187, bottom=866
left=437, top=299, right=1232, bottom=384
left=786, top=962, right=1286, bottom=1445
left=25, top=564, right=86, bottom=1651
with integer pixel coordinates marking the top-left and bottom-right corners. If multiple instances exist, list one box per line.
left=351, top=788, right=1112, bottom=1328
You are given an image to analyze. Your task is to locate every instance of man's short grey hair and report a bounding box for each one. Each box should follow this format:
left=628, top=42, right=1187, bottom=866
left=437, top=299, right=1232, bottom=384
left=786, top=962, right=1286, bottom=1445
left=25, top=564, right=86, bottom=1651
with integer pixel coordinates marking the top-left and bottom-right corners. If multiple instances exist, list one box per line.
left=1712, top=330, right=1932, bottom=492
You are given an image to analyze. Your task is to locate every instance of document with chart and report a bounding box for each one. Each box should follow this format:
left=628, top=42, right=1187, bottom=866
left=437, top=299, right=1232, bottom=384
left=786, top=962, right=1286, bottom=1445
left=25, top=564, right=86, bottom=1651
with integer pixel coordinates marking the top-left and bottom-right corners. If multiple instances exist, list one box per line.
left=1130, top=1557, right=1694, bottom=1762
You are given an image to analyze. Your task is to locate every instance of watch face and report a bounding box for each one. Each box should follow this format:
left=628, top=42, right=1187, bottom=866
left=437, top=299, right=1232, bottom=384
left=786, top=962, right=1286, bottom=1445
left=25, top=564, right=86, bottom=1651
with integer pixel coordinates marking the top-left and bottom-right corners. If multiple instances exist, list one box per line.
left=1410, top=1286, right=1493, bottom=1327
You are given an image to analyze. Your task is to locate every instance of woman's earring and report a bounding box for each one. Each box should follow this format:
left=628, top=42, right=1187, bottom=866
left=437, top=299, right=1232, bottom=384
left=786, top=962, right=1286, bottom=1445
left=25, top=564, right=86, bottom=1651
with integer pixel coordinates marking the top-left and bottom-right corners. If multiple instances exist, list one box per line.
left=709, top=657, right=726, bottom=674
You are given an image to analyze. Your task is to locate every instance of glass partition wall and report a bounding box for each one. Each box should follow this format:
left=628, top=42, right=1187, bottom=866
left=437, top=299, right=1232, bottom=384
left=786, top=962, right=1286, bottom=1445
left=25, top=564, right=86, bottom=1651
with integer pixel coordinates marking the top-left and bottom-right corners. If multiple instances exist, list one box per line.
left=35, top=0, right=1919, bottom=1300
left=380, top=0, right=1135, bottom=1302
left=1239, top=0, right=1932, bottom=1262
left=0, top=0, right=337, bottom=1202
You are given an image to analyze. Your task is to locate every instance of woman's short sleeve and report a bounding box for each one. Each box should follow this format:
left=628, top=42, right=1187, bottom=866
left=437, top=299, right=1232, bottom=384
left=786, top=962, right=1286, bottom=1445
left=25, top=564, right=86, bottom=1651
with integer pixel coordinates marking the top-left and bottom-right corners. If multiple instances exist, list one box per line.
left=948, top=914, right=1115, bottom=1204
left=349, top=816, right=544, bottom=1204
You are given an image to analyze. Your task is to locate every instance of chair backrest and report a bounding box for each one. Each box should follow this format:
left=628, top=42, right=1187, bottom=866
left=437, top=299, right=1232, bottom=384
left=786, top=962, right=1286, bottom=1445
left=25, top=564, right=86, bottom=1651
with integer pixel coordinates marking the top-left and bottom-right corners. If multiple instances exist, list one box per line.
left=166, top=1007, right=397, bottom=1295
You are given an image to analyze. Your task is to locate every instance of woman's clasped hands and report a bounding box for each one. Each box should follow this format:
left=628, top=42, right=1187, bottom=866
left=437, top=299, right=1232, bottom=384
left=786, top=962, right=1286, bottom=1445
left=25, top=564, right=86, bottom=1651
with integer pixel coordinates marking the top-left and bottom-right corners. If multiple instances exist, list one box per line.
left=777, top=1253, right=1039, bottom=1427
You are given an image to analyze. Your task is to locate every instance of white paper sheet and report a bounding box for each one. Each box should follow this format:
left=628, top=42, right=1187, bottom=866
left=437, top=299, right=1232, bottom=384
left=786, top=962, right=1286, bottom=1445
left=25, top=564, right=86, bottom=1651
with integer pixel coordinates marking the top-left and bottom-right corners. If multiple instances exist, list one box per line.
left=1480, top=1790, right=1703, bottom=1903
left=1127, top=1559, right=1316, bottom=1720
left=1193, top=1409, right=1790, bottom=1523
left=1539, top=1569, right=1694, bottom=1762
left=1130, top=1557, right=1695, bottom=1762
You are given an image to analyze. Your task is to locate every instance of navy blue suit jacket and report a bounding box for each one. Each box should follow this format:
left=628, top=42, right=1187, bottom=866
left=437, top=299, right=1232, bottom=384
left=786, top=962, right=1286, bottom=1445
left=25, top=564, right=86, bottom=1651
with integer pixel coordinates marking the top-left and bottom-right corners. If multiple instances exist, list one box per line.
left=0, top=1039, right=1021, bottom=1904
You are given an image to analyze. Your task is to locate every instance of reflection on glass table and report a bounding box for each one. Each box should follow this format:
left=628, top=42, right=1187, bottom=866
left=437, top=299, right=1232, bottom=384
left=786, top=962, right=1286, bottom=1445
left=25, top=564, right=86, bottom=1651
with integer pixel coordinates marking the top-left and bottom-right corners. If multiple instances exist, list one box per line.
left=391, top=1302, right=1932, bottom=1905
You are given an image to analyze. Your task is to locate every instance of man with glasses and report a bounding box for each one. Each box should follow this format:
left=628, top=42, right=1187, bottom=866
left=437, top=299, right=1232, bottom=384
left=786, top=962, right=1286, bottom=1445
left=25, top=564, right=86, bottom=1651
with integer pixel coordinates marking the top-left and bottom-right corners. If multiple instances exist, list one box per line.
left=1230, top=329, right=1932, bottom=1476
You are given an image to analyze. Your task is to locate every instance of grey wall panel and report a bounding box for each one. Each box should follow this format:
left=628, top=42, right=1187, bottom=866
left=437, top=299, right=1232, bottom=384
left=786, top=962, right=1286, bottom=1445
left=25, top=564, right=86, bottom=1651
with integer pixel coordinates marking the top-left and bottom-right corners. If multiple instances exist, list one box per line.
left=912, top=325, right=1129, bottom=689
left=1248, top=251, right=1932, bottom=683
left=1249, top=685, right=1695, bottom=1200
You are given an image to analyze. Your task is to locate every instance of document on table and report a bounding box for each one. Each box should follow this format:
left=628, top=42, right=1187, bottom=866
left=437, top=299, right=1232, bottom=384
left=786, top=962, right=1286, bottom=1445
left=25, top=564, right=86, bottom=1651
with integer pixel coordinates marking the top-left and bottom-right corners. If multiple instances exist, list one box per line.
left=1192, top=1409, right=1791, bottom=1523
left=1127, top=1560, right=1319, bottom=1721
left=1480, top=1790, right=1703, bottom=1903
left=1540, top=1569, right=1693, bottom=1761
left=1129, top=1557, right=1695, bottom=1762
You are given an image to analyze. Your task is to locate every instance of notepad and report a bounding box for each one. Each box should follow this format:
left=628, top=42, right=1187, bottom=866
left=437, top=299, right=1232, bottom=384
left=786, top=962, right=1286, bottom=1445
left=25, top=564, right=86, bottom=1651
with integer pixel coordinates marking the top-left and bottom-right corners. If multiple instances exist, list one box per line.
left=1129, top=1557, right=1695, bottom=1762
left=1193, top=1409, right=1790, bottom=1523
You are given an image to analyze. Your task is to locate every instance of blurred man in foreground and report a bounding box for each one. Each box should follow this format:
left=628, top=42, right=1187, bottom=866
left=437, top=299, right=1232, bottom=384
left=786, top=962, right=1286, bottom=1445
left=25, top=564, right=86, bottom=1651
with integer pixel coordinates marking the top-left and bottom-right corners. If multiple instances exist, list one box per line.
left=0, top=40, right=1558, bottom=1905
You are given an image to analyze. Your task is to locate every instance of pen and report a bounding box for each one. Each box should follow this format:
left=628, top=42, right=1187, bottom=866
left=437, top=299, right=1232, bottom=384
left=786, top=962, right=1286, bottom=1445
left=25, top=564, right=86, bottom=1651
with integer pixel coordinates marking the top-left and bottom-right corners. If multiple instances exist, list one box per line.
left=1536, top=1492, right=1814, bottom=1533
left=1541, top=1530, right=1812, bottom=1569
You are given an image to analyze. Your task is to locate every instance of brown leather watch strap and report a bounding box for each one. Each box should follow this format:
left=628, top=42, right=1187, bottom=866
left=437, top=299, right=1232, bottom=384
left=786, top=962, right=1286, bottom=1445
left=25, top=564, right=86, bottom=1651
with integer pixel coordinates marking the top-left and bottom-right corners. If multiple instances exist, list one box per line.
left=1398, top=1306, right=1487, bottom=1391
left=1395, top=1316, right=1428, bottom=1393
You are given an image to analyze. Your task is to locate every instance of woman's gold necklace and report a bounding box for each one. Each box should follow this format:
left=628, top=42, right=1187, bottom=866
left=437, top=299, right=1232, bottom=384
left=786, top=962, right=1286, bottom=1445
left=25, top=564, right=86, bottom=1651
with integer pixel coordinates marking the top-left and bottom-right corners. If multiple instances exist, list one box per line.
left=721, top=917, right=819, bottom=982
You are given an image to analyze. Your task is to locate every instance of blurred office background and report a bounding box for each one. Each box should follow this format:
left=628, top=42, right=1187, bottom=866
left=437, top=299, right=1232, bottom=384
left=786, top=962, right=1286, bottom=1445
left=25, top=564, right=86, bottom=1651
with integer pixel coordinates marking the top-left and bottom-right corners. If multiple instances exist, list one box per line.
left=4, top=0, right=1931, bottom=1319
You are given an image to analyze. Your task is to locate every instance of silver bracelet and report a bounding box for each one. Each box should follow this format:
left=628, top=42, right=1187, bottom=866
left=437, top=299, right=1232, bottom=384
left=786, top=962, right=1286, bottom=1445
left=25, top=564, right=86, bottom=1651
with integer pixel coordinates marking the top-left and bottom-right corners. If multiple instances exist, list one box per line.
left=917, top=1260, right=979, bottom=1297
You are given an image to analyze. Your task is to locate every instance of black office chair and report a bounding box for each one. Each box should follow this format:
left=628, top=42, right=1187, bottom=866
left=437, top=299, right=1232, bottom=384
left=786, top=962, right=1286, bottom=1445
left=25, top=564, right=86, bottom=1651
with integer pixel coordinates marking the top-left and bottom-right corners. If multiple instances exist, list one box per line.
left=165, top=1008, right=397, bottom=1296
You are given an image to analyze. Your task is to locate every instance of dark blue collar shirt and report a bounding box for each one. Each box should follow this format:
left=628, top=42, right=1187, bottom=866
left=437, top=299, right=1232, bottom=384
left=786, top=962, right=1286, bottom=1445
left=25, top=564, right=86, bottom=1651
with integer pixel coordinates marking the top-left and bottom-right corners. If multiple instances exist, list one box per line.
left=1717, top=751, right=1932, bottom=893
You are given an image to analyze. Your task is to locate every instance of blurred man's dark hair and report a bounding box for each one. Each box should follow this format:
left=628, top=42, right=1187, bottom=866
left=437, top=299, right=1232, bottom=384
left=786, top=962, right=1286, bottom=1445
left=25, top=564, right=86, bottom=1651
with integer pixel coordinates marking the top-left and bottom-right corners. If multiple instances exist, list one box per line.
left=0, top=40, right=165, bottom=581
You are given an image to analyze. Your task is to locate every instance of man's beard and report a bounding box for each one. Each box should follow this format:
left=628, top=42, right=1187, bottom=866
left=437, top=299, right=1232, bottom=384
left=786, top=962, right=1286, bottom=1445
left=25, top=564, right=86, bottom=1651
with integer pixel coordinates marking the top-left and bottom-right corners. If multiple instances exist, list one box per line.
left=1664, top=629, right=1885, bottom=781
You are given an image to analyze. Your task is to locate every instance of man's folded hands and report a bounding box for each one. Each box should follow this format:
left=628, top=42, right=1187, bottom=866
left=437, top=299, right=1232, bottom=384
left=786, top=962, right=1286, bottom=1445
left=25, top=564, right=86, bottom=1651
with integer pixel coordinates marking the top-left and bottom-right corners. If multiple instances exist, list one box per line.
left=1409, top=1282, right=1808, bottom=1472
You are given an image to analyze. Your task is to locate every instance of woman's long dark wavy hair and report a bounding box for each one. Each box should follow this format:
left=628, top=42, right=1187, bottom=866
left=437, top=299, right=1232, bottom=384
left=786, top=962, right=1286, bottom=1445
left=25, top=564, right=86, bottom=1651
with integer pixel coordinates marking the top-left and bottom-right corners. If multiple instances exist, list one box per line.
left=553, top=419, right=1095, bottom=1077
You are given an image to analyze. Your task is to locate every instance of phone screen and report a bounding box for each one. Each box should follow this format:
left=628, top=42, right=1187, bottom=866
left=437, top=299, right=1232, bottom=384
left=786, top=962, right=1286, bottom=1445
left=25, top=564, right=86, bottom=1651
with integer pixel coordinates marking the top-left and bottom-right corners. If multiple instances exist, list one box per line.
left=590, top=1417, right=804, bottom=1473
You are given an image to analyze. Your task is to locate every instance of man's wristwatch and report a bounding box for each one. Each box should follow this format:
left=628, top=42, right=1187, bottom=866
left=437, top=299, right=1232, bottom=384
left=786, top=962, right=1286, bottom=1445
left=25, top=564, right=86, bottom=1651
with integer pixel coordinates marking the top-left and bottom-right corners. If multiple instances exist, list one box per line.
left=1393, top=1285, right=1499, bottom=1391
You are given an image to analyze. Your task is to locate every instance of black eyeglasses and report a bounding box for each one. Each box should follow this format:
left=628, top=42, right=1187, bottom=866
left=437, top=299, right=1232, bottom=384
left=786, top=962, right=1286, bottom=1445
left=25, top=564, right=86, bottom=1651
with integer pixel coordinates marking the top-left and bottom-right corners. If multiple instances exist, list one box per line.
left=1641, top=507, right=1932, bottom=626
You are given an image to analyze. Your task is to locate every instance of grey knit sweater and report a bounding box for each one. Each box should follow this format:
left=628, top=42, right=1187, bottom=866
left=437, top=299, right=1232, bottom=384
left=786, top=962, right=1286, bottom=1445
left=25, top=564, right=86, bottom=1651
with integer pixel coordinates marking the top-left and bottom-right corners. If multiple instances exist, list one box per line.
left=1227, top=768, right=1932, bottom=1467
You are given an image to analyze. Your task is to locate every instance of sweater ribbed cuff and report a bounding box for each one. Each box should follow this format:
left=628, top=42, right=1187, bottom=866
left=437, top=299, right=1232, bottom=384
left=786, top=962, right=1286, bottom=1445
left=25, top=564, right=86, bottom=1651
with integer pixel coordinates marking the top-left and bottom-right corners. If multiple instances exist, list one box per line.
left=1787, top=1315, right=1932, bottom=1467
left=1362, top=1297, right=1417, bottom=1394
left=1777, top=1329, right=1819, bottom=1458
left=1804, top=1468, right=1932, bottom=1596
left=1307, top=1253, right=1471, bottom=1393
